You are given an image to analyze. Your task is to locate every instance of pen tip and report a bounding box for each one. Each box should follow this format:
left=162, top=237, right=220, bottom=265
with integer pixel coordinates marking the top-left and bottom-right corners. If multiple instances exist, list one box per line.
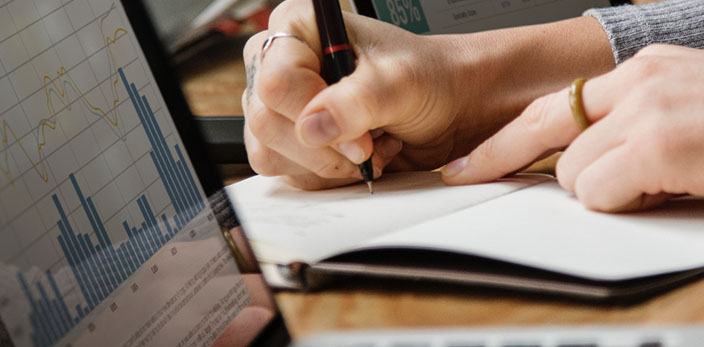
left=367, top=181, right=373, bottom=195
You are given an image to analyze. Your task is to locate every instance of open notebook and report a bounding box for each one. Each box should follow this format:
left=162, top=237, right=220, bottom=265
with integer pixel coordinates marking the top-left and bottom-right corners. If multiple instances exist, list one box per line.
left=226, top=172, right=704, bottom=300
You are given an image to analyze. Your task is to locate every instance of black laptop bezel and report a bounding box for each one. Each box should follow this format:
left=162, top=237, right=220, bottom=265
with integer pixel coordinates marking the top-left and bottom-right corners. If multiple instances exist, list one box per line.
left=120, top=0, right=223, bottom=198
left=119, top=1, right=291, bottom=346
left=352, top=0, right=631, bottom=20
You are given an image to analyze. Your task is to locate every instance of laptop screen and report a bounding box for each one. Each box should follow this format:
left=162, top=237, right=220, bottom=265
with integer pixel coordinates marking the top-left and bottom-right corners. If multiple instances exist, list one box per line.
left=351, top=0, right=616, bottom=34
left=0, top=0, right=286, bottom=346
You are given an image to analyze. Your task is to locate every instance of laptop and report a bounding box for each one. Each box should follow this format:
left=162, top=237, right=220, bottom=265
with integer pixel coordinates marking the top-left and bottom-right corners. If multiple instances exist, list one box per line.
left=349, top=0, right=628, bottom=34
left=0, top=0, right=701, bottom=346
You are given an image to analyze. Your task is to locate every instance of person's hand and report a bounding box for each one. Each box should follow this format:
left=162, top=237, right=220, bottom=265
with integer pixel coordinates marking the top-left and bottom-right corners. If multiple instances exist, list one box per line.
left=242, top=0, right=615, bottom=190
left=242, top=0, right=466, bottom=190
left=443, top=45, right=704, bottom=212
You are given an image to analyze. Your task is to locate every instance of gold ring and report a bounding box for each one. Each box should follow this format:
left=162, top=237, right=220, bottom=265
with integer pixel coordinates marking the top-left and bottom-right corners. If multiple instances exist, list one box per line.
left=569, top=78, right=590, bottom=131
left=261, top=32, right=307, bottom=60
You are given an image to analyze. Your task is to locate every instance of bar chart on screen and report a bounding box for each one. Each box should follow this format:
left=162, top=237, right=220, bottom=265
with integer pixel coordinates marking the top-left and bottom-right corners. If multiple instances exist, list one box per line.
left=0, top=1, right=243, bottom=346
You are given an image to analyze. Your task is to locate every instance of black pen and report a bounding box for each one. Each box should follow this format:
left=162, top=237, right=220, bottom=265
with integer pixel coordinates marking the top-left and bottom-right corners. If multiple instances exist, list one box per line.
left=312, top=0, right=374, bottom=194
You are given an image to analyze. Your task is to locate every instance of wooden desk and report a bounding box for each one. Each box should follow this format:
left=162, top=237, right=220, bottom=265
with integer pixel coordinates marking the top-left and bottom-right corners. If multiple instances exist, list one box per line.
left=177, top=0, right=703, bottom=341
left=273, top=280, right=704, bottom=340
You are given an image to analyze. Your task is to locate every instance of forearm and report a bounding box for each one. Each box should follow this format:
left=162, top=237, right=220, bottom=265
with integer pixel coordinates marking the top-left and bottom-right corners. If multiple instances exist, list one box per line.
left=436, top=16, right=614, bottom=152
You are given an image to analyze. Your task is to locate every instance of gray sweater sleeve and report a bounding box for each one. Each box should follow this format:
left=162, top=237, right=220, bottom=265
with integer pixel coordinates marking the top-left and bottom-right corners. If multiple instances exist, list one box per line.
left=584, top=0, right=704, bottom=64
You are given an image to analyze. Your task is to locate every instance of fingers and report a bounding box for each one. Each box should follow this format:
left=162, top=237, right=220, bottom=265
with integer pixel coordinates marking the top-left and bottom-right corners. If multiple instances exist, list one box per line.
left=242, top=0, right=327, bottom=121
left=572, top=143, right=664, bottom=212
left=243, top=122, right=310, bottom=177
left=604, top=193, right=673, bottom=213
left=442, top=73, right=619, bottom=185
left=296, top=62, right=402, bottom=147
left=265, top=0, right=321, bottom=48
left=555, top=104, right=629, bottom=192
left=246, top=1, right=388, bottom=166
left=283, top=175, right=362, bottom=191
left=257, top=33, right=327, bottom=120
left=241, top=0, right=414, bottom=190
left=246, top=95, right=360, bottom=179
left=245, top=84, right=404, bottom=186
left=281, top=135, right=403, bottom=191
left=335, top=133, right=374, bottom=164
left=371, top=134, right=404, bottom=175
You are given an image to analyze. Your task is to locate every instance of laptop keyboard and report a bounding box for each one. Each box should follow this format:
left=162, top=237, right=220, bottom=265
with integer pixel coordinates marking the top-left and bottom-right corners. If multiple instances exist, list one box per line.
left=294, top=326, right=704, bottom=347
left=323, top=343, right=664, bottom=347
left=299, top=339, right=667, bottom=347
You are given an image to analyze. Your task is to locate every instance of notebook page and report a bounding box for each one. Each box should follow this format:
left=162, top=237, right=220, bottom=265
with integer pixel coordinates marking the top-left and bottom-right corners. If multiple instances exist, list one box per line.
left=364, top=181, right=704, bottom=280
left=226, top=172, right=549, bottom=264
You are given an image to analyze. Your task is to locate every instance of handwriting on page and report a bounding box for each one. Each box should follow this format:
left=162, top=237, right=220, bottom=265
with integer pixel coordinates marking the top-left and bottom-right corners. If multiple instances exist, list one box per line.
left=227, top=172, right=549, bottom=264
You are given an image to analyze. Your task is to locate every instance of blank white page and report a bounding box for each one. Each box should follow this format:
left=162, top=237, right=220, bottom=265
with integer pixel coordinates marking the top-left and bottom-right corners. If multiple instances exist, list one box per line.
left=226, top=172, right=549, bottom=264
left=364, top=181, right=704, bottom=280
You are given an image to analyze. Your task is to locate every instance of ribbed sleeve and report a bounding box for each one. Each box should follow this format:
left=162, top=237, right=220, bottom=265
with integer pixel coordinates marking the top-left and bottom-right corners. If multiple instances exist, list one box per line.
left=584, top=0, right=704, bottom=64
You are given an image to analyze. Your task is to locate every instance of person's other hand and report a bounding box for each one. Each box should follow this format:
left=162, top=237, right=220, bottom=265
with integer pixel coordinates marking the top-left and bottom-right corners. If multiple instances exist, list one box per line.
left=443, top=45, right=704, bottom=212
left=242, top=0, right=467, bottom=190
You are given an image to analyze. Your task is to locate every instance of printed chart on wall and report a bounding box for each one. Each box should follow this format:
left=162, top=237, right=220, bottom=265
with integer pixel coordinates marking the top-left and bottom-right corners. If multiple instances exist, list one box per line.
left=0, top=1, right=249, bottom=346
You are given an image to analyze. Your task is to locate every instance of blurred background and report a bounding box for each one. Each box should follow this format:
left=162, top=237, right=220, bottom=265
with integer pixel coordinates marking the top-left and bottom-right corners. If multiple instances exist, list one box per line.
left=144, top=0, right=285, bottom=118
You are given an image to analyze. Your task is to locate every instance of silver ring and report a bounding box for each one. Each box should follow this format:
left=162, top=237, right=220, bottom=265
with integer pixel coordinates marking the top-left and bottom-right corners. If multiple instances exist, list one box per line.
left=261, top=32, right=307, bottom=60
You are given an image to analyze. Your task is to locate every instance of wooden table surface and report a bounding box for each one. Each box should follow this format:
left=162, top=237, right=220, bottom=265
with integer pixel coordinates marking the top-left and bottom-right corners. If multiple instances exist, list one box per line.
left=176, top=0, right=702, bottom=341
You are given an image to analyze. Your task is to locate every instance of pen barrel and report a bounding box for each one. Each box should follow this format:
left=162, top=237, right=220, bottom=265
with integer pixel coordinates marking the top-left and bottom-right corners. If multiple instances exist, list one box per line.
left=313, top=0, right=356, bottom=84
left=313, top=0, right=350, bottom=50
left=321, top=49, right=356, bottom=85
left=313, top=0, right=373, bottom=185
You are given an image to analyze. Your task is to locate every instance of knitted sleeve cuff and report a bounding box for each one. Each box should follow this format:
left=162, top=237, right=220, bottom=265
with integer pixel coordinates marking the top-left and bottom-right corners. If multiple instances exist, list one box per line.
left=584, top=0, right=704, bottom=64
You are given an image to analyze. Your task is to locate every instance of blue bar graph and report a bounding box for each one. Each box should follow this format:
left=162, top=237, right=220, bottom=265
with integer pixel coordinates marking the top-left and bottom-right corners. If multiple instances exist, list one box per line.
left=17, top=68, right=205, bottom=347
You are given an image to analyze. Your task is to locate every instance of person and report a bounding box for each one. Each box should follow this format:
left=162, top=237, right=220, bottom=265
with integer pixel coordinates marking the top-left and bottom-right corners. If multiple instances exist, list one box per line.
left=241, top=0, right=704, bottom=212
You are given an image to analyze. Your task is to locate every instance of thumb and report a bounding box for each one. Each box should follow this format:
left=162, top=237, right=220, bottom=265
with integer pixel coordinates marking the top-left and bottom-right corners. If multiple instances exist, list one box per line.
left=294, top=62, right=403, bottom=147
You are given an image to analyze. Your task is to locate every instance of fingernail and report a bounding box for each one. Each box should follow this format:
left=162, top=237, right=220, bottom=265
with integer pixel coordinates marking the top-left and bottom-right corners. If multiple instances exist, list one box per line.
left=377, top=137, right=403, bottom=158
left=338, top=141, right=365, bottom=164
left=443, top=156, right=468, bottom=177
left=300, top=110, right=340, bottom=146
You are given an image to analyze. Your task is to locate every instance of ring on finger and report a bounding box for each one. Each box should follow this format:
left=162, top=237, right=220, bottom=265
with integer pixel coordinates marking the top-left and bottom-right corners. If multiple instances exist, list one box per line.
left=261, top=32, right=308, bottom=60
left=569, top=77, right=591, bottom=131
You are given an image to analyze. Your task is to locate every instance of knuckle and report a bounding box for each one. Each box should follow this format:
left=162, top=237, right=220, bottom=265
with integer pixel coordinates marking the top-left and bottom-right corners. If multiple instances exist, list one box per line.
left=257, top=65, right=292, bottom=111
left=574, top=178, right=607, bottom=211
left=269, top=0, right=309, bottom=28
left=620, top=56, right=669, bottom=83
left=471, top=137, right=497, bottom=165
left=246, top=108, right=279, bottom=146
left=243, top=31, right=267, bottom=59
left=520, top=96, right=552, bottom=135
left=268, top=0, right=293, bottom=24
left=630, top=126, right=677, bottom=196
left=247, top=147, right=278, bottom=176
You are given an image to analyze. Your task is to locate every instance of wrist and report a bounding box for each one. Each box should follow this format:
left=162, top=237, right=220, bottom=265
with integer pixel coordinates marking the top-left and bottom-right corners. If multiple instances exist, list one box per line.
left=442, top=16, right=614, bottom=152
